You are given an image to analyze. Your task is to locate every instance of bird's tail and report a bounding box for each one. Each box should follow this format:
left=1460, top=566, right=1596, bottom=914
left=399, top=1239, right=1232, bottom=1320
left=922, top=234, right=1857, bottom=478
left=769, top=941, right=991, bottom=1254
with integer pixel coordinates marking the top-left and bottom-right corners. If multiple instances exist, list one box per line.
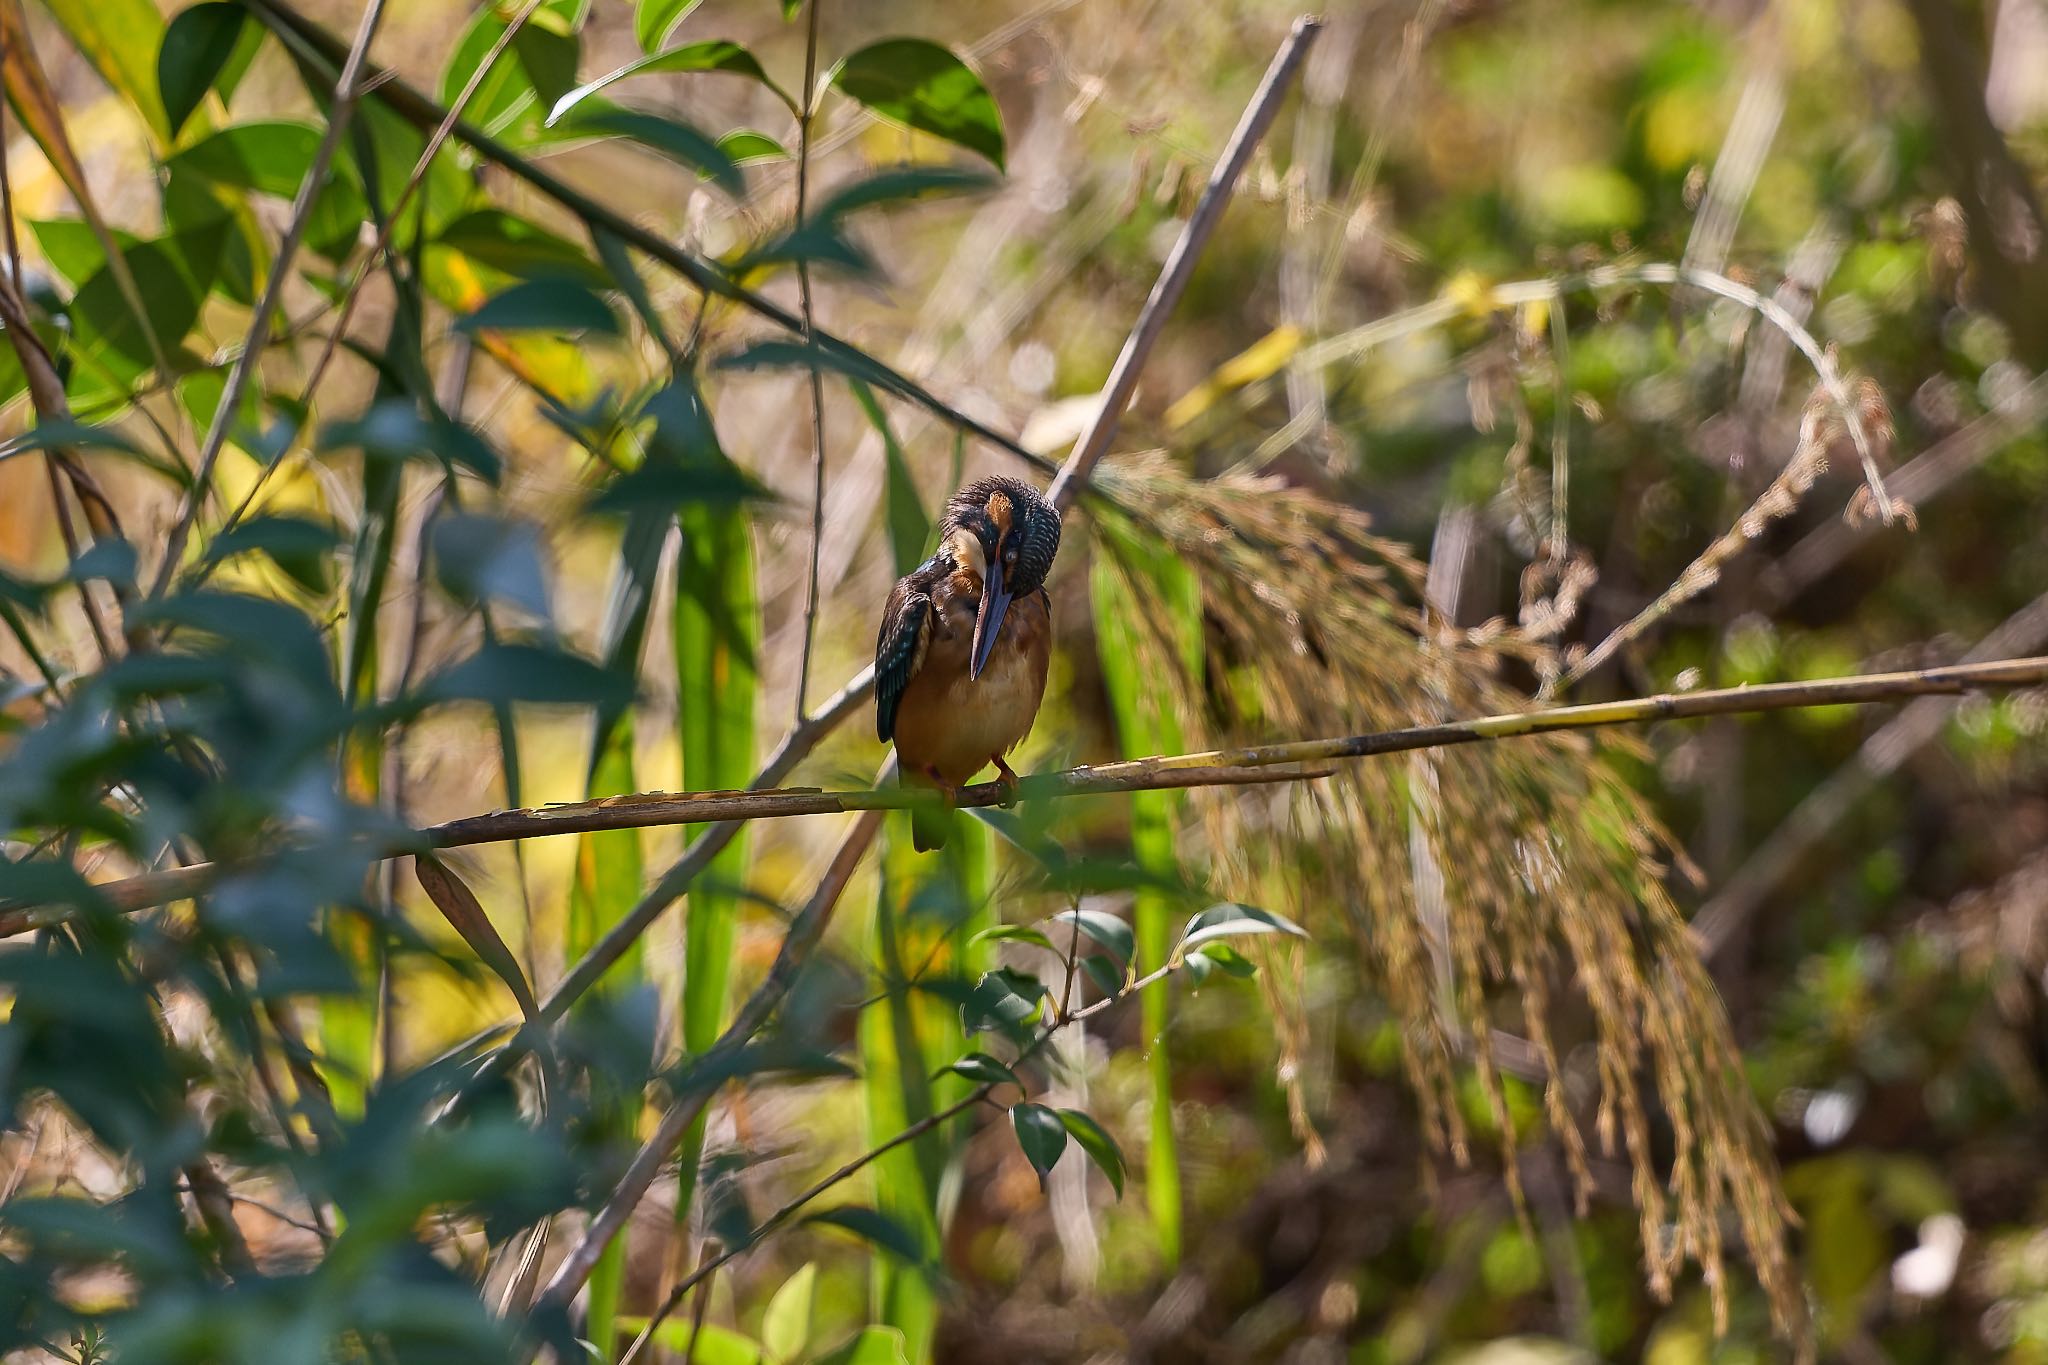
left=902, top=767, right=953, bottom=851
left=911, top=803, right=951, bottom=852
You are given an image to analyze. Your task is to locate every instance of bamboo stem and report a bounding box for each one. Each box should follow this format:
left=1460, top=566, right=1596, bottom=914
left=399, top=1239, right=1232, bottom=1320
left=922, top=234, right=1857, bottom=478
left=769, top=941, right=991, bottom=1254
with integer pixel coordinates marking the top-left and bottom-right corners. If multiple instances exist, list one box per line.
left=12, top=654, right=2046, bottom=929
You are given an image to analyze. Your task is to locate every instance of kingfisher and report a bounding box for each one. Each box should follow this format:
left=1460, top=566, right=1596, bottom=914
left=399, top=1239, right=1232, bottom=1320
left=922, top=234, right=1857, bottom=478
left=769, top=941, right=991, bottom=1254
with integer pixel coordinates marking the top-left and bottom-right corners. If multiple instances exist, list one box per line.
left=875, top=476, right=1062, bottom=850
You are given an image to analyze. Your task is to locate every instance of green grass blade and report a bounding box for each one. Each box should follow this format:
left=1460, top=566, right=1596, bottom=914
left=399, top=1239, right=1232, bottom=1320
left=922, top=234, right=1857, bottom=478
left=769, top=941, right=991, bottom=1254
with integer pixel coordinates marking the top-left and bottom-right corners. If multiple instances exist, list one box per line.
left=669, top=490, right=758, bottom=1232
left=1090, top=522, right=1202, bottom=1269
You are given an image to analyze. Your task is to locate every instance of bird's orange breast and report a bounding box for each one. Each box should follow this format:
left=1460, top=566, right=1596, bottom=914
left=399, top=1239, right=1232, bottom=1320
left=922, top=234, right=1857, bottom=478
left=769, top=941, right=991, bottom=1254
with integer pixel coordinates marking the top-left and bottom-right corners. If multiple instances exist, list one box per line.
left=893, top=582, right=1051, bottom=787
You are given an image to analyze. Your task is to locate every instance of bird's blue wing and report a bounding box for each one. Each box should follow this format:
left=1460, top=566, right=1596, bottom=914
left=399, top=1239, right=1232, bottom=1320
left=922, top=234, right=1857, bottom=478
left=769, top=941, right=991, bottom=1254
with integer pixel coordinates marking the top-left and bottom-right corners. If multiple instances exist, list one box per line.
left=875, top=582, right=931, bottom=743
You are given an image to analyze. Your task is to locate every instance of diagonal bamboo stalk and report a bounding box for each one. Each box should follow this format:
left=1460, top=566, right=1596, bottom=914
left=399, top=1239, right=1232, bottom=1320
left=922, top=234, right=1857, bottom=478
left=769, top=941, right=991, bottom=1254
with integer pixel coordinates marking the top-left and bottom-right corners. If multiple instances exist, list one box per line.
left=1045, top=15, right=1322, bottom=511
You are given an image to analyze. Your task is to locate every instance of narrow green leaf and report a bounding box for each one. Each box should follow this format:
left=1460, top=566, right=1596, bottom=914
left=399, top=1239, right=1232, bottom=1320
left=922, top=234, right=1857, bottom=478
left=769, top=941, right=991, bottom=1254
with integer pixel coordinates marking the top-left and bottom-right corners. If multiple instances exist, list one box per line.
left=811, top=166, right=994, bottom=223
left=1090, top=519, right=1201, bottom=1268
left=158, top=3, right=249, bottom=138
left=661, top=375, right=760, bottom=1251
left=556, top=108, right=742, bottom=194
left=634, top=0, right=692, bottom=52
left=937, top=1052, right=1020, bottom=1088
left=548, top=39, right=789, bottom=125
left=414, top=855, right=540, bottom=1022
left=968, top=923, right=1057, bottom=953
left=1058, top=1109, right=1127, bottom=1198
left=1010, top=1102, right=1067, bottom=1183
left=458, top=279, right=621, bottom=337
left=1052, top=907, right=1135, bottom=963
left=829, top=39, right=1006, bottom=169
left=719, top=128, right=788, bottom=163
left=806, top=1205, right=924, bottom=1263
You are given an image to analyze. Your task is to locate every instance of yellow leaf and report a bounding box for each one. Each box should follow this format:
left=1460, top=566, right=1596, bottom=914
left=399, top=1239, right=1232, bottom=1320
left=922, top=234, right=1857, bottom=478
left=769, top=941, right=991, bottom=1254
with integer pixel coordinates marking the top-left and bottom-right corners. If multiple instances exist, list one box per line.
left=1162, top=324, right=1303, bottom=431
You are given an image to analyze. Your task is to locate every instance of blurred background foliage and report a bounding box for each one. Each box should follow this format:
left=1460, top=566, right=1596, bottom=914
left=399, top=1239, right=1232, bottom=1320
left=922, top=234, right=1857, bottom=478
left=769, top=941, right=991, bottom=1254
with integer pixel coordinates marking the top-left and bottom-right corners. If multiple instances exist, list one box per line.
left=0, top=0, right=2046, bottom=1361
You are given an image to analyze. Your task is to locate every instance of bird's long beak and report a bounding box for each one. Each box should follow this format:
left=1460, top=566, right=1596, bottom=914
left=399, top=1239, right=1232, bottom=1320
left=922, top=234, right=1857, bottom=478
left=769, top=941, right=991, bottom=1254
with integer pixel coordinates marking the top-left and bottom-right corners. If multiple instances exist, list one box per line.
left=970, top=554, right=1012, bottom=681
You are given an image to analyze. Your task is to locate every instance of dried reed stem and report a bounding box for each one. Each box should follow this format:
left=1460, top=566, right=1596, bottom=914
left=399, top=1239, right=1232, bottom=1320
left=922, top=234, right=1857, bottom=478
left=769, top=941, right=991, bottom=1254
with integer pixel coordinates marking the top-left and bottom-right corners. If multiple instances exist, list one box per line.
left=1046, top=15, right=1322, bottom=511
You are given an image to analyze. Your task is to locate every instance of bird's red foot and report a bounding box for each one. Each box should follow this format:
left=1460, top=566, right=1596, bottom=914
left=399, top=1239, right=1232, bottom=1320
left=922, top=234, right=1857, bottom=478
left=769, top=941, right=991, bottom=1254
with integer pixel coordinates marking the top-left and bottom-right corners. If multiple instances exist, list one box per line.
left=922, top=765, right=963, bottom=805
left=991, top=755, right=1021, bottom=807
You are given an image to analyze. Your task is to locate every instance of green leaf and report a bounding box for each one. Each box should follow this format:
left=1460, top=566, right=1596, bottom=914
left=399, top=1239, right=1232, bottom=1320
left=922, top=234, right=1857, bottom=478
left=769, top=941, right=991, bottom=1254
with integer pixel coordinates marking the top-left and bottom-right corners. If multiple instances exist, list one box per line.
left=719, top=129, right=788, bottom=163
left=963, top=966, right=1044, bottom=1037
left=439, top=0, right=587, bottom=147
left=805, top=1205, right=923, bottom=1263
left=199, top=514, right=339, bottom=594
left=1188, top=942, right=1258, bottom=979
left=1010, top=1102, right=1067, bottom=1183
left=633, top=0, right=701, bottom=53
left=968, top=923, right=1057, bottom=953
left=436, top=210, right=607, bottom=285
left=1079, top=953, right=1122, bottom=999
left=759, top=1262, right=814, bottom=1364
left=1176, top=903, right=1308, bottom=956
left=431, top=514, right=550, bottom=617
left=587, top=463, right=772, bottom=515
left=1052, top=907, right=1135, bottom=963
left=414, top=855, right=541, bottom=1022
left=937, top=1052, right=1020, bottom=1088
left=316, top=401, right=503, bottom=480
left=170, top=122, right=367, bottom=259
left=811, top=166, right=995, bottom=222
left=548, top=39, right=788, bottom=125
left=1058, top=1109, right=1126, bottom=1198
left=556, top=108, right=741, bottom=195
left=458, top=279, right=621, bottom=337
left=849, top=380, right=929, bottom=575
left=420, top=641, right=634, bottom=708
left=829, top=39, right=1006, bottom=169
left=158, top=3, right=249, bottom=139
left=0, top=421, right=184, bottom=484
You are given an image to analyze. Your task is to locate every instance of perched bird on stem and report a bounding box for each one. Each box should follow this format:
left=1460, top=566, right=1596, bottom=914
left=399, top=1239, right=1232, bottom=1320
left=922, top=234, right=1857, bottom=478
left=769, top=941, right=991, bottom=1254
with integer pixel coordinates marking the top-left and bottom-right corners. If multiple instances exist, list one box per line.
left=875, top=476, right=1062, bottom=850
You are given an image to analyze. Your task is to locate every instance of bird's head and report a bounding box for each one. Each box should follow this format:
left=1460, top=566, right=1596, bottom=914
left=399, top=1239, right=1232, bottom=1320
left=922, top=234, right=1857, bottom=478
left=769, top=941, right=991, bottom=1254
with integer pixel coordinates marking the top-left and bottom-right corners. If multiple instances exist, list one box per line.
left=939, top=476, right=1062, bottom=680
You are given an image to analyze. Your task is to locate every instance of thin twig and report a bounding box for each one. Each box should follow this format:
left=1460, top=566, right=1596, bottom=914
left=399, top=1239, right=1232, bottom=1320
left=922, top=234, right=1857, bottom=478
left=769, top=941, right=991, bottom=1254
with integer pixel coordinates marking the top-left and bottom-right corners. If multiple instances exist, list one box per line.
left=149, top=0, right=391, bottom=602
left=1045, top=15, right=1322, bottom=511
left=793, top=0, right=828, bottom=723
left=16, top=653, right=2048, bottom=928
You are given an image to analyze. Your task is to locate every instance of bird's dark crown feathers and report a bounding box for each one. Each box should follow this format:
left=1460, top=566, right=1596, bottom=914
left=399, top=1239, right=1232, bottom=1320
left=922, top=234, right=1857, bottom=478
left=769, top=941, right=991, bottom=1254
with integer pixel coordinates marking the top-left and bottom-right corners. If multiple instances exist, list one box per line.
left=939, top=476, right=1062, bottom=592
